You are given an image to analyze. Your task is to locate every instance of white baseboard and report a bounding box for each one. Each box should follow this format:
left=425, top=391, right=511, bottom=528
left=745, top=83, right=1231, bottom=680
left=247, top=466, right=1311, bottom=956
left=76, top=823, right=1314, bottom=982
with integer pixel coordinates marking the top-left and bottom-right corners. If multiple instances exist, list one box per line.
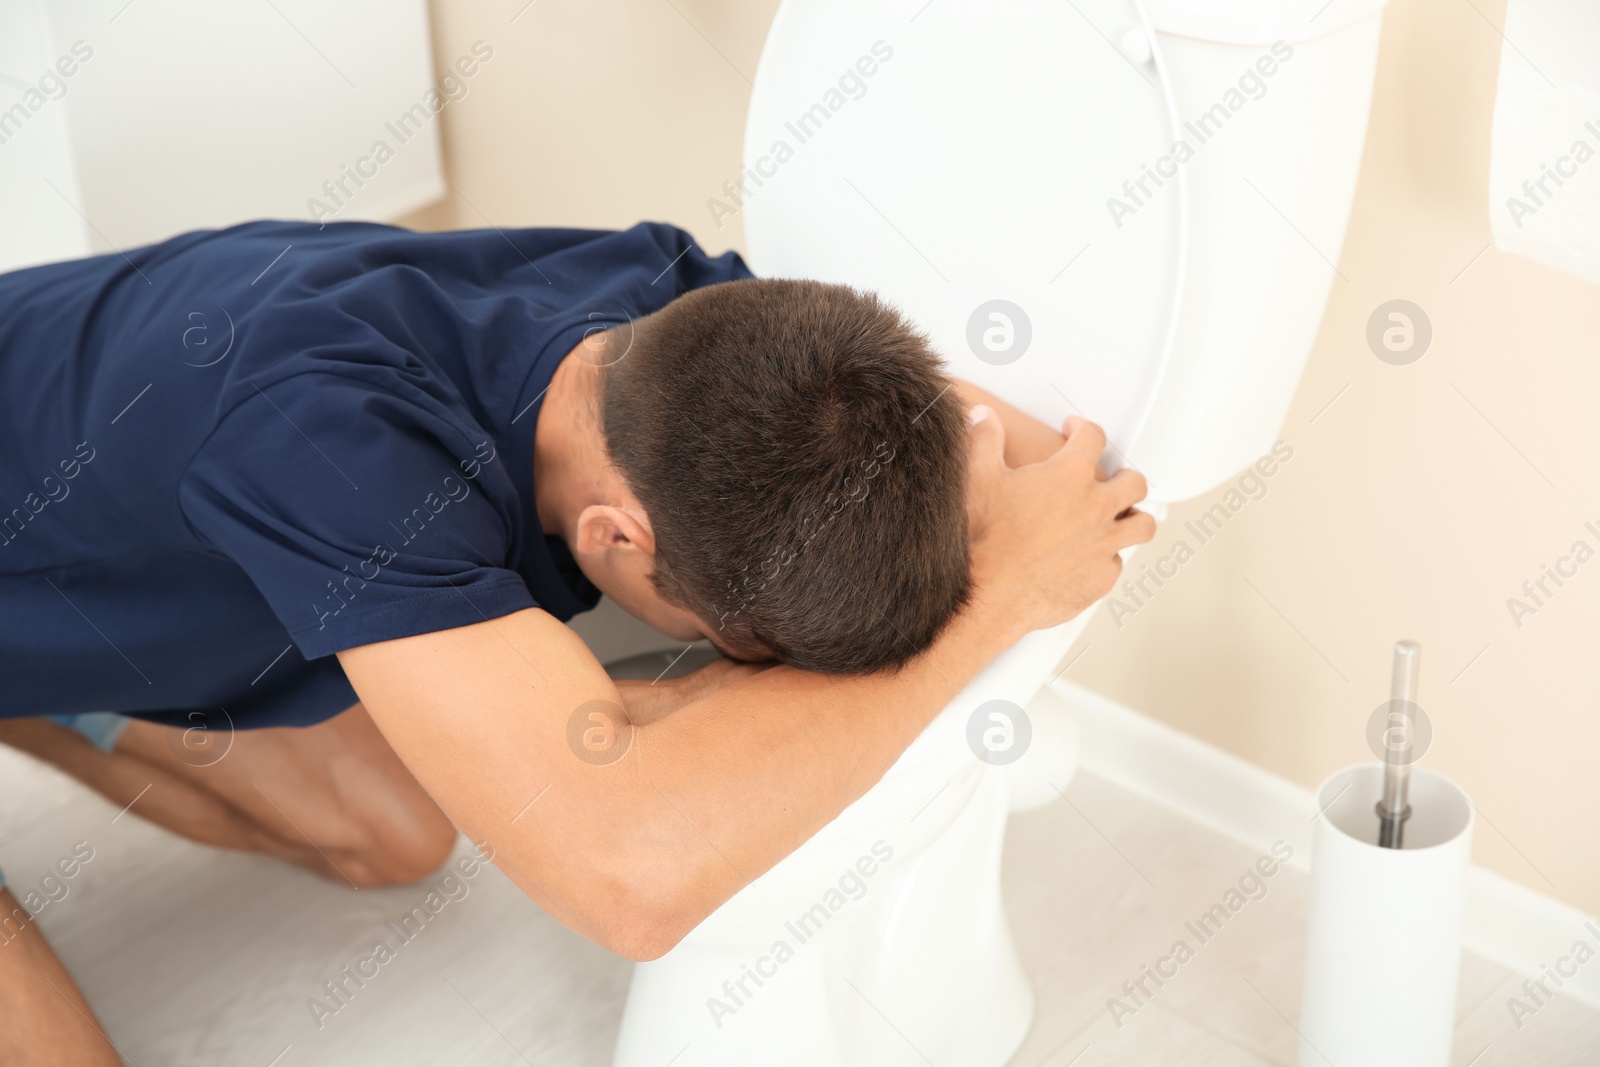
left=1046, top=679, right=1600, bottom=1011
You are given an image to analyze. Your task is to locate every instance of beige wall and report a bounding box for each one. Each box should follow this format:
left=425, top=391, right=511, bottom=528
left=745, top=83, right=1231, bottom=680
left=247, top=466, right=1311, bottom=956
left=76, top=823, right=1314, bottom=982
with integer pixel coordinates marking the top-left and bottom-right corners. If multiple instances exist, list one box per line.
left=407, top=0, right=1600, bottom=913
left=402, top=0, right=779, bottom=245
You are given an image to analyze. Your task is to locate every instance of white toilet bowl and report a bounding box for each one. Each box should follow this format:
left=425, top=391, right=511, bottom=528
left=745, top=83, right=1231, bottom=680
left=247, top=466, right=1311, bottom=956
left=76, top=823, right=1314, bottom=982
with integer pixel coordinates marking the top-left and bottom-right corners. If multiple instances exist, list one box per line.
left=614, top=1, right=1391, bottom=1063
left=609, top=616, right=1099, bottom=1067
left=612, top=702, right=1029, bottom=1066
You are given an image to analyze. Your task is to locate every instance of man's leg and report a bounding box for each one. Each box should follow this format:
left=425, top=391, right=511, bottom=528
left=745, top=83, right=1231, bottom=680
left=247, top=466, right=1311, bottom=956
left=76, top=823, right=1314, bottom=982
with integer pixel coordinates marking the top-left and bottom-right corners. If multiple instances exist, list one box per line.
left=0, top=704, right=458, bottom=888
left=0, top=704, right=455, bottom=1065
left=0, top=888, right=122, bottom=1066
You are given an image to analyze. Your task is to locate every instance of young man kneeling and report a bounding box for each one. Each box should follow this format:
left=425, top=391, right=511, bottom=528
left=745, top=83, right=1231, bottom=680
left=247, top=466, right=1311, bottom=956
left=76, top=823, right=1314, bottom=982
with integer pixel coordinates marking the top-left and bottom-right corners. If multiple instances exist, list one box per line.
left=0, top=220, right=1151, bottom=1064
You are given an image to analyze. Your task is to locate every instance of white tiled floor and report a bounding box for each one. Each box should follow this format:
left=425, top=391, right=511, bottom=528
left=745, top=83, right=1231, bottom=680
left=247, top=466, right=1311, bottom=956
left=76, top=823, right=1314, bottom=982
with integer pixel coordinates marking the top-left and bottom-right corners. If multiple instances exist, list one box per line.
left=1, top=745, right=1595, bottom=1065
left=1003, top=771, right=1600, bottom=1067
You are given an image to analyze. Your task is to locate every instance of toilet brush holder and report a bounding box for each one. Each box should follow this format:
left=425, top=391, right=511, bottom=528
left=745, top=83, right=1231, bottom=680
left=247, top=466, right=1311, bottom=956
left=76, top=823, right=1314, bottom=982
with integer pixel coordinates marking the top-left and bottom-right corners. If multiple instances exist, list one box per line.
left=1298, top=763, right=1474, bottom=1067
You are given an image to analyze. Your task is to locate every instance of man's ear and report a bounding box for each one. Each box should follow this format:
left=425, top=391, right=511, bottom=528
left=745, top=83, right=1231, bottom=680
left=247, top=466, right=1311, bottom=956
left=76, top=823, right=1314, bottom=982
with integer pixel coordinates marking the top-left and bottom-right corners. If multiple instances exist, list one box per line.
left=573, top=504, right=656, bottom=559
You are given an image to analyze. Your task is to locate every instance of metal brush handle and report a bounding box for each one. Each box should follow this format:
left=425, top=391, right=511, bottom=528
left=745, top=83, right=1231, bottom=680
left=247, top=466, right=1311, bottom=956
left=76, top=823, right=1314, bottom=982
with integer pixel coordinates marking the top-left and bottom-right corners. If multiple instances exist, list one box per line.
left=1377, top=641, right=1419, bottom=848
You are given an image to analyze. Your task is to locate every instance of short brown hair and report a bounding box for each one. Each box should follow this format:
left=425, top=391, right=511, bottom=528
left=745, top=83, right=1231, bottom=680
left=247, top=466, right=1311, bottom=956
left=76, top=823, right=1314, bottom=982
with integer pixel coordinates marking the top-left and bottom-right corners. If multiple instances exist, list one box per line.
left=600, top=278, right=969, bottom=673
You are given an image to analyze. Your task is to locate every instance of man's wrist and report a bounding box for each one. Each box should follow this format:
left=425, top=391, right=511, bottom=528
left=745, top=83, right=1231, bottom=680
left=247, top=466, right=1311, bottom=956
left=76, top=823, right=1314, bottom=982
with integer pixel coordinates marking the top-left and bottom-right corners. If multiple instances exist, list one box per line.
left=920, top=580, right=1034, bottom=694
left=964, top=557, right=1039, bottom=645
left=967, top=583, right=1034, bottom=649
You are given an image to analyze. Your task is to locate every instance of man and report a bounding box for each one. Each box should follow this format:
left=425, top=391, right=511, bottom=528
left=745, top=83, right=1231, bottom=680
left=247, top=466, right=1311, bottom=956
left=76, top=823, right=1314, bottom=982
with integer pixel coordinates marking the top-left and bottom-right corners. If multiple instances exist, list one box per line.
left=0, top=219, right=1151, bottom=1063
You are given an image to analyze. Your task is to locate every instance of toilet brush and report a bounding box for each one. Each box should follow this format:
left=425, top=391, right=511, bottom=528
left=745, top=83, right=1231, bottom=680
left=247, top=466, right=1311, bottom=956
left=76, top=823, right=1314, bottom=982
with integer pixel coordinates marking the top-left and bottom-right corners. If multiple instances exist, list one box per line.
left=1298, top=639, right=1474, bottom=1067
left=1376, top=640, right=1418, bottom=848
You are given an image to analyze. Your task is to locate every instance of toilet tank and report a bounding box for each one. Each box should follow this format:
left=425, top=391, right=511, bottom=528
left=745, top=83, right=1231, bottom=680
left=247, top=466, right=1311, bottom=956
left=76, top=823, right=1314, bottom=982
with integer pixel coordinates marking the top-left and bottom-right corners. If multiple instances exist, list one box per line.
left=741, top=0, right=1388, bottom=504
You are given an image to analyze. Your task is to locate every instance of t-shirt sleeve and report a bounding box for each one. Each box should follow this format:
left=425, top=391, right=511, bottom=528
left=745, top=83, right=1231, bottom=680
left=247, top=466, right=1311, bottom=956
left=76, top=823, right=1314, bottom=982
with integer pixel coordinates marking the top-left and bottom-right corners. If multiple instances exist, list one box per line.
left=178, top=372, right=537, bottom=659
left=637, top=221, right=756, bottom=295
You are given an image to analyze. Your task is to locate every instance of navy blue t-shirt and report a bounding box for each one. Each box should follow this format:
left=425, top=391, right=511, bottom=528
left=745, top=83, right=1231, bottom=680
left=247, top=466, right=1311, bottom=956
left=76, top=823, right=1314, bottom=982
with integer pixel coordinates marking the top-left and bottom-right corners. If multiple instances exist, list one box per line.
left=0, top=220, right=751, bottom=729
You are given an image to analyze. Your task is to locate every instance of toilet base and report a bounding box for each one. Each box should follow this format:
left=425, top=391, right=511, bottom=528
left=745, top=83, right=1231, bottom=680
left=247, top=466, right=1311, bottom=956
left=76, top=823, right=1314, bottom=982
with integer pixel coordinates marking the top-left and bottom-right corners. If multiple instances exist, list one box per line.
left=612, top=757, right=1034, bottom=1067
left=1001, top=691, right=1081, bottom=814
left=609, top=611, right=1107, bottom=1067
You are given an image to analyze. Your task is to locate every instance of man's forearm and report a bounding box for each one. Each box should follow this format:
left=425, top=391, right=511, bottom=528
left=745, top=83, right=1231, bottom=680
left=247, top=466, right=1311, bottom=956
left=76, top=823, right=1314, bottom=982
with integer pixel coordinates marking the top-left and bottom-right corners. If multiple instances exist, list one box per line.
left=628, top=582, right=1030, bottom=871
left=339, top=592, right=1029, bottom=959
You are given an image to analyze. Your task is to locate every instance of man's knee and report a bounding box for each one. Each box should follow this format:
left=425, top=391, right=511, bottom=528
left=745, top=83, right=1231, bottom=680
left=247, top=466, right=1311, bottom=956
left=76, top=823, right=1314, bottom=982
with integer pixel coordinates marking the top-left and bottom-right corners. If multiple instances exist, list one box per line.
left=339, top=811, right=459, bottom=889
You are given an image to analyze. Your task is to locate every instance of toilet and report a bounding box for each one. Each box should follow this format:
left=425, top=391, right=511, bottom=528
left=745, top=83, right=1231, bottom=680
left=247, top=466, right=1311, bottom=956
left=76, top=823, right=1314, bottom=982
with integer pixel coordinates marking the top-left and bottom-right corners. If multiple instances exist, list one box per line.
left=609, top=1, right=1390, bottom=1063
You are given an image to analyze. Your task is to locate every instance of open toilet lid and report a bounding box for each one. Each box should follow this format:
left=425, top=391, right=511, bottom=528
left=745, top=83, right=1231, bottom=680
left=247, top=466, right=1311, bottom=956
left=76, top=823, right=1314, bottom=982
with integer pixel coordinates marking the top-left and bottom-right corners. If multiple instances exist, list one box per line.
left=741, top=0, right=1187, bottom=468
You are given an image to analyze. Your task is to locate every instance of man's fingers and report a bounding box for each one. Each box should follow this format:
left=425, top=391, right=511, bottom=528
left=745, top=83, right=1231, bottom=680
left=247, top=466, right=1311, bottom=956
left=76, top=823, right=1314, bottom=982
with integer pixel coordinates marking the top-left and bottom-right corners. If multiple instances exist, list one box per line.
left=1054, top=416, right=1107, bottom=472
left=1112, top=508, right=1158, bottom=549
left=965, top=406, right=1006, bottom=537
left=1104, top=467, right=1149, bottom=512
left=967, top=404, right=1006, bottom=470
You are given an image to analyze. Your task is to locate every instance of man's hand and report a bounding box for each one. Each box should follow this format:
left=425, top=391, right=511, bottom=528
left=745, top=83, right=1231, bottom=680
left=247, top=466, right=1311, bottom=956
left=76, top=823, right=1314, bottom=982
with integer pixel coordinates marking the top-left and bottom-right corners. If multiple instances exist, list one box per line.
left=966, top=407, right=1154, bottom=631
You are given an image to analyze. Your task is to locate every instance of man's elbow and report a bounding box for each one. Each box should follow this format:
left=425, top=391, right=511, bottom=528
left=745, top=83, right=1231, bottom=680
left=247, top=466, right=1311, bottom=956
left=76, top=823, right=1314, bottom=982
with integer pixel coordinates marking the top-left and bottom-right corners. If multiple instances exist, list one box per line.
left=587, top=874, right=714, bottom=962
left=598, top=897, right=703, bottom=963
left=606, top=925, right=683, bottom=963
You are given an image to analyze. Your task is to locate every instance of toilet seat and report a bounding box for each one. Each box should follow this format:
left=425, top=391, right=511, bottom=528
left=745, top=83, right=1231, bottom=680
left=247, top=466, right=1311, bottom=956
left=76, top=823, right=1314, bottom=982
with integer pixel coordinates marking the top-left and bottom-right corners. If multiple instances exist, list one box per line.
left=741, top=0, right=1188, bottom=478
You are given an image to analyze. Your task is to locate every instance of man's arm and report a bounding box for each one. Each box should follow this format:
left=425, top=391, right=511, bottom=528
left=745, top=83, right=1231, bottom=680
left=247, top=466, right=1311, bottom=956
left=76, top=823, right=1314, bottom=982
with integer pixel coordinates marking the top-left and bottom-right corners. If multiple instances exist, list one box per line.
left=338, top=414, right=1152, bottom=960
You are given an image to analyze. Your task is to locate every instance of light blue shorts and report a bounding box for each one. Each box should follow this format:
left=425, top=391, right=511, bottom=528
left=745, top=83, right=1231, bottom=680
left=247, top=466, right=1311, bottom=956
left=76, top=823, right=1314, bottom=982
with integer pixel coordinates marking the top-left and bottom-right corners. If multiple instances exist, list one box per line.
left=0, top=713, right=128, bottom=893
left=43, top=711, right=131, bottom=754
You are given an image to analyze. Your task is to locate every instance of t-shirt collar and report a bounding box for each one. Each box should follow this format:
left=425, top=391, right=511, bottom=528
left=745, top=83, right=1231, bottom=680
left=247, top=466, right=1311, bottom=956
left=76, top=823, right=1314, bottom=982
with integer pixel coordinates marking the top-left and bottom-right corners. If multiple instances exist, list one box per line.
left=500, top=315, right=628, bottom=621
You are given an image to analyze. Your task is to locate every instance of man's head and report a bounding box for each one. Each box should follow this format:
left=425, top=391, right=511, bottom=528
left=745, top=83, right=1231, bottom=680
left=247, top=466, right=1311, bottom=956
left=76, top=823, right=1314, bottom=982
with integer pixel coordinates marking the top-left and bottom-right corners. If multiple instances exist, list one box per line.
left=561, top=278, right=970, bottom=673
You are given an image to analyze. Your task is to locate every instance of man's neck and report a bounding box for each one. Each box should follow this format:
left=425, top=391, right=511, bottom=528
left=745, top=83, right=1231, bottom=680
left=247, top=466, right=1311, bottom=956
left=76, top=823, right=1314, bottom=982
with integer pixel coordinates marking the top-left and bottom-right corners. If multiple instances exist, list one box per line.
left=532, top=344, right=606, bottom=543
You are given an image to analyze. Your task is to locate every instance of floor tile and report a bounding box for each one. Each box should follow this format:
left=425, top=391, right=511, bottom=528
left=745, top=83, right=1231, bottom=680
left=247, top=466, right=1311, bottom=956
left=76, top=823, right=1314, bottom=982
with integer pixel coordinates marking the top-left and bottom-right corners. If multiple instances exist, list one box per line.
left=4, top=744, right=1598, bottom=1065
